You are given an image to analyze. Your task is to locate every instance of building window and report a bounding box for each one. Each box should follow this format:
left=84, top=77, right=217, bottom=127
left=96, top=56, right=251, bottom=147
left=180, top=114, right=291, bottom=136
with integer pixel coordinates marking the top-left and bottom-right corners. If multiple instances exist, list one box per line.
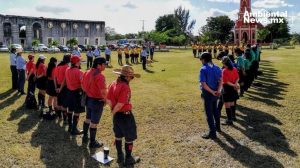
left=84, top=38, right=89, bottom=45
left=3, top=23, right=12, bottom=37
left=60, top=37, right=66, bottom=46
left=47, top=37, right=53, bottom=46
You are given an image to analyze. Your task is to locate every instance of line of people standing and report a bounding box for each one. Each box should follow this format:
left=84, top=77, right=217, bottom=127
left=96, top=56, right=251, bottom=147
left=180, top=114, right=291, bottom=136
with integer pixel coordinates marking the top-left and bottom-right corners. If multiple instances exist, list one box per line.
left=199, top=43, right=261, bottom=139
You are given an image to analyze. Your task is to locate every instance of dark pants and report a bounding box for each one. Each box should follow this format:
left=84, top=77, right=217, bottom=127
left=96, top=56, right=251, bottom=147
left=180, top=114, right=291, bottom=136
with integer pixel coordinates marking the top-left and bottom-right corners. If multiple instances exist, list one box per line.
left=10, top=65, right=18, bottom=90
left=86, top=97, right=104, bottom=124
left=130, top=54, right=134, bottom=64
left=17, top=69, right=25, bottom=93
left=87, top=57, right=93, bottom=69
left=193, top=50, right=197, bottom=57
left=202, top=90, right=220, bottom=136
left=118, top=55, right=123, bottom=65
left=27, top=74, right=36, bottom=95
left=141, top=57, right=147, bottom=70
left=105, top=55, right=111, bottom=65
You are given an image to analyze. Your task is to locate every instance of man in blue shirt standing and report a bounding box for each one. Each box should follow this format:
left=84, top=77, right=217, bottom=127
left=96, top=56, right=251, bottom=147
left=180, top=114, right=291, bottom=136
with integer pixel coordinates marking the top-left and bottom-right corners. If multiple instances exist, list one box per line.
left=16, top=49, right=26, bottom=95
left=105, top=47, right=111, bottom=66
left=72, top=46, right=81, bottom=57
left=93, top=47, right=101, bottom=58
left=9, top=48, right=18, bottom=90
left=199, top=52, right=222, bottom=139
left=86, top=48, right=93, bottom=69
left=141, top=46, right=148, bottom=70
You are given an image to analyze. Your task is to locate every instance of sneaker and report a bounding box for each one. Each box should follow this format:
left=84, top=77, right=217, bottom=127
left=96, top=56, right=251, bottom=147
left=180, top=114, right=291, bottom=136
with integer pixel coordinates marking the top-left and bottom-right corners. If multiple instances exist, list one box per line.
left=125, top=156, right=141, bottom=166
left=71, top=128, right=83, bottom=135
left=89, top=140, right=103, bottom=148
left=201, top=133, right=217, bottom=139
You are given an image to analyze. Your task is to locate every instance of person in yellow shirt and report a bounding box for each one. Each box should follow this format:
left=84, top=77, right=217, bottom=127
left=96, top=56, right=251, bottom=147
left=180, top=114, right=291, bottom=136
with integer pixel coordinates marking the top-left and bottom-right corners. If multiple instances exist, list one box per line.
left=117, top=47, right=123, bottom=66
left=197, top=44, right=202, bottom=58
left=218, top=44, right=223, bottom=53
left=124, top=46, right=130, bottom=65
left=130, top=47, right=135, bottom=64
left=137, top=46, right=142, bottom=63
left=203, top=45, right=207, bottom=52
left=192, top=43, right=197, bottom=58
left=134, top=47, right=139, bottom=64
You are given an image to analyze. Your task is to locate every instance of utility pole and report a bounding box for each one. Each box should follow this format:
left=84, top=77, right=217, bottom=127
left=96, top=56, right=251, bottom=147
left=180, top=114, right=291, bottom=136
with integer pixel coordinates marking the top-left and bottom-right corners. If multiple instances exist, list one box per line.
left=140, top=20, right=145, bottom=32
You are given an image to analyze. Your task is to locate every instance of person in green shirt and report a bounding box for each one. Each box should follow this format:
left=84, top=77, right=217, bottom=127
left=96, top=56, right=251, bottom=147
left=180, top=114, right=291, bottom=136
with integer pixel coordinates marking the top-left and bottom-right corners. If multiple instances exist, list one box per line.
left=235, top=48, right=245, bottom=96
left=244, top=51, right=253, bottom=91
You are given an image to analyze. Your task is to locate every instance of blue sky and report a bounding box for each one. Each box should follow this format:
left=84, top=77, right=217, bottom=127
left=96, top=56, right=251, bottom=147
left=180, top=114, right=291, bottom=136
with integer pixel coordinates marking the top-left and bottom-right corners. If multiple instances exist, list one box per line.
left=0, top=0, right=299, bottom=34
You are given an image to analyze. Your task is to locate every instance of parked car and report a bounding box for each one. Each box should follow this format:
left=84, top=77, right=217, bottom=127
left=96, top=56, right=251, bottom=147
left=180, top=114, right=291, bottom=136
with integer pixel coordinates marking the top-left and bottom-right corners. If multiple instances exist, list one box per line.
left=0, top=44, right=9, bottom=52
left=11, top=44, right=23, bottom=51
left=78, top=45, right=87, bottom=52
left=58, top=45, right=70, bottom=52
left=48, top=46, right=60, bottom=52
left=38, top=44, right=48, bottom=52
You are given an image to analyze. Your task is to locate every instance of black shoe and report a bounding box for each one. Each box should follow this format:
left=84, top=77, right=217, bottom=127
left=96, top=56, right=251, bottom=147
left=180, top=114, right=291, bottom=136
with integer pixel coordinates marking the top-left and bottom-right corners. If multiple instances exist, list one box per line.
left=117, top=153, right=124, bottom=164
left=216, top=128, right=222, bottom=132
left=20, top=92, right=26, bottom=95
left=232, top=117, right=237, bottom=121
left=201, top=133, right=217, bottom=139
left=71, top=129, right=83, bottom=135
left=222, top=120, right=233, bottom=126
left=82, top=136, right=89, bottom=144
left=125, top=156, right=141, bottom=166
left=89, top=140, right=103, bottom=148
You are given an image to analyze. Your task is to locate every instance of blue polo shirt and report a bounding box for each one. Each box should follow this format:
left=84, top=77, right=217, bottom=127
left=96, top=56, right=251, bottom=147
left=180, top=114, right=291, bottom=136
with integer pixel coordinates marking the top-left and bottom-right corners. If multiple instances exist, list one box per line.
left=72, top=50, right=81, bottom=56
left=199, top=63, right=222, bottom=91
left=16, top=56, right=26, bottom=70
left=141, top=50, right=148, bottom=57
left=105, top=48, right=111, bottom=55
left=93, top=49, right=101, bottom=57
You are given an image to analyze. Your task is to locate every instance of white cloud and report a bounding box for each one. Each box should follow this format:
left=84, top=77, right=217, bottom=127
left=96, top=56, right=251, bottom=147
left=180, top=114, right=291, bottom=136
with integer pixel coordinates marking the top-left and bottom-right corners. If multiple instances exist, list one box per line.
left=252, top=0, right=294, bottom=9
left=36, top=6, right=70, bottom=15
left=122, top=2, right=137, bottom=9
left=207, top=0, right=239, bottom=3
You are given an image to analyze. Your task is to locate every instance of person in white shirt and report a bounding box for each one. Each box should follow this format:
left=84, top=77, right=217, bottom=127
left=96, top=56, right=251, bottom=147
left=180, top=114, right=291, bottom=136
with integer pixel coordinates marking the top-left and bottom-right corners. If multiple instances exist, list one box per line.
left=72, top=46, right=81, bottom=57
left=15, top=49, right=26, bottom=94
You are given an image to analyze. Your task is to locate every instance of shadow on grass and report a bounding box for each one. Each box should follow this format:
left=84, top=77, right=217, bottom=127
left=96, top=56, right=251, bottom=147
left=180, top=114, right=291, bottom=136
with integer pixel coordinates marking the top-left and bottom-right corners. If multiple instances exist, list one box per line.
left=215, top=131, right=284, bottom=168
left=244, top=60, right=289, bottom=107
left=236, top=105, right=297, bottom=157
left=0, top=89, right=16, bottom=101
left=0, top=92, right=21, bottom=113
left=144, top=69, right=155, bottom=73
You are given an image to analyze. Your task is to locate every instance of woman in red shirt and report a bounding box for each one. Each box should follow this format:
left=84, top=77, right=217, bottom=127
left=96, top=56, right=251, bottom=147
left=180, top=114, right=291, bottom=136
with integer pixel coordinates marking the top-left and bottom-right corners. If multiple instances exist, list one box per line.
left=46, top=57, right=58, bottom=115
left=36, top=55, right=47, bottom=111
left=60, top=55, right=84, bottom=135
left=221, top=56, right=239, bottom=125
left=26, top=55, right=36, bottom=95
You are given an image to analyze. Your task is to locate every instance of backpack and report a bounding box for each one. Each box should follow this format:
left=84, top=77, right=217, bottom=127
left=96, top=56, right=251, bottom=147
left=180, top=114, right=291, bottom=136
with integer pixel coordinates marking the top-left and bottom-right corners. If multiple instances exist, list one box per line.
left=25, top=92, right=37, bottom=109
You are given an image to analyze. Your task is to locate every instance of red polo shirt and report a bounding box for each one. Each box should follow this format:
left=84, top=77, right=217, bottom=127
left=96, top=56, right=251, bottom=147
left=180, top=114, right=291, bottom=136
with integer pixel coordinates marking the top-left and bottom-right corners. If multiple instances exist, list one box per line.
left=65, top=67, right=83, bottom=91
left=222, top=68, right=239, bottom=84
left=82, top=69, right=106, bottom=99
left=48, top=67, right=56, bottom=80
left=36, top=63, right=46, bottom=76
left=107, top=79, right=132, bottom=112
left=55, top=64, right=69, bottom=85
left=26, top=61, right=35, bottom=74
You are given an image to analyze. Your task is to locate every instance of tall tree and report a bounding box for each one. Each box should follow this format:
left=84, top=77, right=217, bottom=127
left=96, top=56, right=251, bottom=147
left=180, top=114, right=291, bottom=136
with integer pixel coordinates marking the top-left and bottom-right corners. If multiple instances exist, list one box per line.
left=155, top=14, right=179, bottom=33
left=265, top=17, right=290, bottom=42
left=257, top=28, right=270, bottom=43
left=174, top=6, right=196, bottom=36
left=200, top=16, right=234, bottom=43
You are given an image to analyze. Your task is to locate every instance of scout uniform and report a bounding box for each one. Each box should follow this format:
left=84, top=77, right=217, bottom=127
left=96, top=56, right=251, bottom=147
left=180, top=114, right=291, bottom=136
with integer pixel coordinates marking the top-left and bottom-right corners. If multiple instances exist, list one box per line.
left=46, top=57, right=58, bottom=113
left=134, top=47, right=139, bottom=64
left=107, top=65, right=141, bottom=166
left=192, top=44, right=197, bottom=58
left=82, top=57, right=107, bottom=148
left=55, top=55, right=70, bottom=121
left=130, top=48, right=135, bottom=64
left=26, top=55, right=36, bottom=95
left=36, top=55, right=47, bottom=109
left=213, top=45, right=217, bottom=58
left=65, top=56, right=84, bottom=135
left=124, top=46, right=130, bottom=65
left=117, top=48, right=123, bottom=66
left=198, top=45, right=202, bottom=57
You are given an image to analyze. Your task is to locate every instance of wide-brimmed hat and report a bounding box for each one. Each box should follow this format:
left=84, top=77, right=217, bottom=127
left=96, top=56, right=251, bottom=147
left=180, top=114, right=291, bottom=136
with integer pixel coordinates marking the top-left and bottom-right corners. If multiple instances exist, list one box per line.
left=16, top=48, right=23, bottom=54
left=39, top=55, right=46, bottom=60
left=113, top=65, right=141, bottom=78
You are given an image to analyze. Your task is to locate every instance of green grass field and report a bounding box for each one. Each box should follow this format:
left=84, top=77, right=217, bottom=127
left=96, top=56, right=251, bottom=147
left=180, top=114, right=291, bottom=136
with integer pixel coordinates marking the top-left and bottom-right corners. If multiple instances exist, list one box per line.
left=0, top=48, right=299, bottom=168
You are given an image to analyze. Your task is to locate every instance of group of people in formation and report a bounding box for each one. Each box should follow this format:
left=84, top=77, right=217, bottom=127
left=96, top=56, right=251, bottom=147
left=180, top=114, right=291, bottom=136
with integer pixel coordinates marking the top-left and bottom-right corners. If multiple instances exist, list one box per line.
left=198, top=43, right=261, bottom=139
left=9, top=48, right=143, bottom=166
left=85, top=45, right=155, bottom=71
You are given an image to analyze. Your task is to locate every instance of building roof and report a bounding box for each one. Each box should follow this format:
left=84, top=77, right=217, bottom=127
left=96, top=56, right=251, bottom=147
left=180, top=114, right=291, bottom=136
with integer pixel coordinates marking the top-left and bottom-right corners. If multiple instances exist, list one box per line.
left=0, top=13, right=104, bottom=24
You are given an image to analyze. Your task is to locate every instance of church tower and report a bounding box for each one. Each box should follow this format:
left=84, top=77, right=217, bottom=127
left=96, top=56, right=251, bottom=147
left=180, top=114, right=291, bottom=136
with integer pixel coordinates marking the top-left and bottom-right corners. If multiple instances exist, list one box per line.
left=234, top=0, right=257, bottom=45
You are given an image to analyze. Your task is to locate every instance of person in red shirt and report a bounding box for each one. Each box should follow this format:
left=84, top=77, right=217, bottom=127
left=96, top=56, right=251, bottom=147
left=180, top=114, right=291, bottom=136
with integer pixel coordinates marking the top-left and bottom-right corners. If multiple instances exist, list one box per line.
left=26, top=54, right=36, bottom=95
left=36, top=55, right=47, bottom=111
left=55, top=54, right=70, bottom=122
left=60, top=55, right=84, bottom=135
left=81, top=57, right=107, bottom=148
left=106, top=65, right=141, bottom=166
left=46, top=57, right=58, bottom=115
left=221, top=56, right=239, bottom=125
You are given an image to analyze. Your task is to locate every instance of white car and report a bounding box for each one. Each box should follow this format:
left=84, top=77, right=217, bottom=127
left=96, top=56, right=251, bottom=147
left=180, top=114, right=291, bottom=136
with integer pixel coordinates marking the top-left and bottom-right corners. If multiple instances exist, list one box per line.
left=0, top=45, right=9, bottom=52
left=11, top=44, right=23, bottom=50
left=48, top=46, right=60, bottom=52
left=38, top=44, right=48, bottom=52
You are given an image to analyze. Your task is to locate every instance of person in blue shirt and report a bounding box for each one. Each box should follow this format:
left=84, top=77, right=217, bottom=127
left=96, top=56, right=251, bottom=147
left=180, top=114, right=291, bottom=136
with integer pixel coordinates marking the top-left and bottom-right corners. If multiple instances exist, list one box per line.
left=86, top=48, right=93, bottom=69
left=199, top=52, right=222, bottom=139
left=93, top=47, right=101, bottom=58
left=9, top=48, right=19, bottom=90
left=16, top=49, right=26, bottom=95
left=141, top=46, right=148, bottom=70
left=105, top=47, right=111, bottom=66
left=72, top=46, right=81, bottom=57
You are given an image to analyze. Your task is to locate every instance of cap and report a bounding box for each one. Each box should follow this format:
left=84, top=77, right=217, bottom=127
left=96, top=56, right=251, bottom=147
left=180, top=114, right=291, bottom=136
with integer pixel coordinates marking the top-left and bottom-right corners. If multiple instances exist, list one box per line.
left=70, top=55, right=81, bottom=64
left=39, top=55, right=46, bottom=60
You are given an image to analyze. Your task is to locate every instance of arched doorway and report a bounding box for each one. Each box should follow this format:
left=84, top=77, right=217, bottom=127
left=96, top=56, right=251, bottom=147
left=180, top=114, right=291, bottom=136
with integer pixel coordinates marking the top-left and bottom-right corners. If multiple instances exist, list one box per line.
left=3, top=22, right=12, bottom=45
left=19, top=24, right=27, bottom=47
left=33, top=22, right=42, bottom=43
left=242, top=32, right=248, bottom=44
